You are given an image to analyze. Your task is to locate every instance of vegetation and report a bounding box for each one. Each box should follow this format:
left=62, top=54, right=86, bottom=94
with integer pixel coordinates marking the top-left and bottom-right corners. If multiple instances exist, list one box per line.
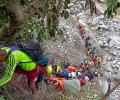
left=0, top=0, right=120, bottom=43
left=0, top=0, right=70, bottom=43
left=104, top=0, right=120, bottom=18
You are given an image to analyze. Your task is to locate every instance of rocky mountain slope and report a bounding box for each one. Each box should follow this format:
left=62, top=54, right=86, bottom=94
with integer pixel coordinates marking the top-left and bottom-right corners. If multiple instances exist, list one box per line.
left=0, top=0, right=120, bottom=100
left=44, top=0, right=120, bottom=99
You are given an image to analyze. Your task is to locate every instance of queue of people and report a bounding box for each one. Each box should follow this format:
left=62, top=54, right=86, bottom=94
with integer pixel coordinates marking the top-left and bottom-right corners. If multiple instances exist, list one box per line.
left=0, top=23, right=103, bottom=96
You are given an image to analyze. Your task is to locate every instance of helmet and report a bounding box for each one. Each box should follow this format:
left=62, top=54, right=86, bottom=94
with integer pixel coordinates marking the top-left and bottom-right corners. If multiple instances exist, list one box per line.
left=46, top=65, right=52, bottom=74
left=71, top=72, right=76, bottom=79
left=84, top=76, right=89, bottom=81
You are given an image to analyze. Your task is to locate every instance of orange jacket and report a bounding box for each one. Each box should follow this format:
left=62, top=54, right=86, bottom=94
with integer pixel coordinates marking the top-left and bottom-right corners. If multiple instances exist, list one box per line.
left=47, top=77, right=65, bottom=92
left=67, top=66, right=77, bottom=72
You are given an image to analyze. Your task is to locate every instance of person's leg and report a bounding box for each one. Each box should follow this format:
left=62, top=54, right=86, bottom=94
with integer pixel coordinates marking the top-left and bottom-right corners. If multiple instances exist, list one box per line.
left=29, top=81, right=37, bottom=95
left=28, top=77, right=39, bottom=100
left=19, top=75, right=27, bottom=85
left=12, top=67, right=27, bottom=88
left=10, top=73, right=19, bottom=87
left=28, top=65, right=41, bottom=95
left=10, top=73, right=31, bottom=95
left=36, top=72, right=44, bottom=90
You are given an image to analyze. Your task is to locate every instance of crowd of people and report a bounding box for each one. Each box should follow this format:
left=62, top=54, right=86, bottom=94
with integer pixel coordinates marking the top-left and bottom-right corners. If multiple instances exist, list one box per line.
left=0, top=23, right=103, bottom=96
left=40, top=23, right=103, bottom=93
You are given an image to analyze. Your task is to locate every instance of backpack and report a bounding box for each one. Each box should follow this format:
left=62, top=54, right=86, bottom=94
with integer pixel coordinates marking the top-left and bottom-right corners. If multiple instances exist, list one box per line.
left=7, top=41, right=44, bottom=64
left=61, top=69, right=70, bottom=78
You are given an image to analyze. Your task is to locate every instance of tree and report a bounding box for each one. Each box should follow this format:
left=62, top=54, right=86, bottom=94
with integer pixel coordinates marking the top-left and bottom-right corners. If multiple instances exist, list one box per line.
left=104, top=0, right=120, bottom=18
left=0, top=0, right=45, bottom=40
left=0, top=0, right=70, bottom=43
left=85, top=0, right=120, bottom=18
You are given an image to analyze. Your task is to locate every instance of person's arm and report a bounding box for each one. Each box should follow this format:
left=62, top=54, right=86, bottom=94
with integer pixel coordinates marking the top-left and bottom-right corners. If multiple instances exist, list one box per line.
left=56, top=81, right=64, bottom=93
left=0, top=55, right=16, bottom=86
left=47, top=77, right=57, bottom=81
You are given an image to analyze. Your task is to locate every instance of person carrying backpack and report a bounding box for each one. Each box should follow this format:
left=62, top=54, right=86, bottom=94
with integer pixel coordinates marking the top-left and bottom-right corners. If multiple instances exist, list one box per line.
left=35, top=57, right=53, bottom=90
left=79, top=23, right=85, bottom=39
left=56, top=65, right=62, bottom=73
left=85, top=36, right=92, bottom=48
left=0, top=44, right=49, bottom=95
left=66, top=66, right=77, bottom=73
left=54, top=68, right=73, bottom=79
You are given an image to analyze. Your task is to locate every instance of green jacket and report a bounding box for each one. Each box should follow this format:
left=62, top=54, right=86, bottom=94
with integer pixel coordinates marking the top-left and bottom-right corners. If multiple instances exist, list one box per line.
left=0, top=47, right=36, bottom=86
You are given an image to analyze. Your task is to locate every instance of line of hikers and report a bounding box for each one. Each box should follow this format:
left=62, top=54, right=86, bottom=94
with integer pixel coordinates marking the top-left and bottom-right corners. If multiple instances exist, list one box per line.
left=44, top=23, right=103, bottom=93
left=0, top=23, right=103, bottom=96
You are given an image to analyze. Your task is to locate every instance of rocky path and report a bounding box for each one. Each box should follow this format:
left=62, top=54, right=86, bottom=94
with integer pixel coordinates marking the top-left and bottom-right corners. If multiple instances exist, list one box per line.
left=65, top=0, right=120, bottom=99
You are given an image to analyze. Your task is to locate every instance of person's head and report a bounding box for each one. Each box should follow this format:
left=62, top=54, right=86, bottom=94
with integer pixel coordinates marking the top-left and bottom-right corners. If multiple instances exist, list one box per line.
left=94, top=71, right=98, bottom=77
left=79, top=24, right=83, bottom=28
left=64, top=63, right=68, bottom=68
left=84, top=76, right=89, bottom=81
left=53, top=80, right=58, bottom=85
left=37, top=56, right=49, bottom=67
left=89, top=58, right=92, bottom=62
left=0, top=49, right=7, bottom=62
left=73, top=65, right=77, bottom=68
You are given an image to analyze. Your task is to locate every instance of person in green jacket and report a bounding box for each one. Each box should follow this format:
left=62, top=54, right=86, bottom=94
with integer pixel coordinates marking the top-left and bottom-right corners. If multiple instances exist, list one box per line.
left=0, top=47, right=41, bottom=95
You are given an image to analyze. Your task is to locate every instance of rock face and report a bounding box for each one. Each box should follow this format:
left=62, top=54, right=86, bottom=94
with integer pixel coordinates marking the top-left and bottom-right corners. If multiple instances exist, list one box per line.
left=44, top=0, right=120, bottom=98
left=43, top=1, right=104, bottom=65
left=43, top=17, right=86, bottom=65
left=1, top=1, right=120, bottom=100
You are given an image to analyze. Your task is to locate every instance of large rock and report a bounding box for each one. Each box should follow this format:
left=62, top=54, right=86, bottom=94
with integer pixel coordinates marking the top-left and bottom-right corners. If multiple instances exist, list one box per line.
left=43, top=17, right=86, bottom=65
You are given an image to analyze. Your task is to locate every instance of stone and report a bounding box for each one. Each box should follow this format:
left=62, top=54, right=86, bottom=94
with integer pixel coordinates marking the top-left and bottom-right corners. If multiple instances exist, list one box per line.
left=68, top=3, right=74, bottom=7
left=98, top=41, right=103, bottom=46
left=108, top=95, right=119, bottom=100
left=66, top=9, right=70, bottom=13
left=71, top=0, right=78, bottom=3
left=106, top=67, right=113, bottom=72
left=112, top=60, right=118, bottom=64
left=116, top=46, right=120, bottom=50
left=103, top=41, right=109, bottom=47
left=109, top=40, right=115, bottom=48
left=118, top=0, right=120, bottom=3
left=98, top=24, right=109, bottom=30
left=117, top=62, right=120, bottom=66
left=106, top=56, right=112, bottom=61
left=112, top=51, right=118, bottom=56
left=110, top=36, right=120, bottom=46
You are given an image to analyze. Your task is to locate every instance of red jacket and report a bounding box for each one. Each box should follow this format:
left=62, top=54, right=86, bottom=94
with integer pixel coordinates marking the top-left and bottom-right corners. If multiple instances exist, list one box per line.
left=91, top=57, right=97, bottom=63
left=47, top=77, right=65, bottom=92
left=80, top=64, right=87, bottom=71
